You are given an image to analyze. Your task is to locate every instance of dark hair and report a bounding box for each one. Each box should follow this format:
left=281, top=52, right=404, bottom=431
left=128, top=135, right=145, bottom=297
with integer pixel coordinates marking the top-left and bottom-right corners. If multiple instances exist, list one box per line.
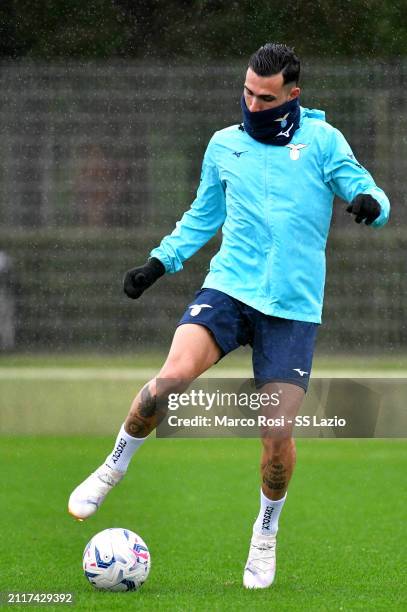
left=249, top=43, right=300, bottom=85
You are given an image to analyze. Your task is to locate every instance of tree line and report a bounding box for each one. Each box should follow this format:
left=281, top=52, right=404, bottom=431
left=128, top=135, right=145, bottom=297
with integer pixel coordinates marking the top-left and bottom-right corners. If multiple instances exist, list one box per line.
left=0, top=1, right=405, bottom=59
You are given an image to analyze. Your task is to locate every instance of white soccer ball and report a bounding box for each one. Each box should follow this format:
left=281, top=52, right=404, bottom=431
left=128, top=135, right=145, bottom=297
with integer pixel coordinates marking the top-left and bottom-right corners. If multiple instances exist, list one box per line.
left=83, top=528, right=151, bottom=591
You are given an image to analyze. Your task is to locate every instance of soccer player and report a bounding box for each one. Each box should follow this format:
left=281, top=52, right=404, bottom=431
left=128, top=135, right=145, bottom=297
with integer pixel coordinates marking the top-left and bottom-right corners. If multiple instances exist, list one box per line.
left=69, top=43, right=390, bottom=589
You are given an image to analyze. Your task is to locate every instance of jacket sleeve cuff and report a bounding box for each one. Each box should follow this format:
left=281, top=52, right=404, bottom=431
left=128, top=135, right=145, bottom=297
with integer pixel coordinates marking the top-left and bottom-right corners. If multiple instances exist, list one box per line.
left=367, top=189, right=391, bottom=228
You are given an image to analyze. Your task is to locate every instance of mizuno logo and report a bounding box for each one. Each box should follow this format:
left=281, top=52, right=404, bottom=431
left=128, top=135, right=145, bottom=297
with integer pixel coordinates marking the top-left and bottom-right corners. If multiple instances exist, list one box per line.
left=189, top=304, right=213, bottom=317
left=233, top=150, right=248, bottom=157
left=347, top=152, right=362, bottom=168
left=293, top=368, right=309, bottom=377
left=276, top=123, right=294, bottom=138
left=286, top=143, right=308, bottom=160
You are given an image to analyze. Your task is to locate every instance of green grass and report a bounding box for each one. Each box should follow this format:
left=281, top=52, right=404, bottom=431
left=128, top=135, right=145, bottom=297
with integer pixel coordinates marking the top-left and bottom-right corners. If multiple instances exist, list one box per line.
left=0, top=437, right=406, bottom=611
left=0, top=356, right=406, bottom=609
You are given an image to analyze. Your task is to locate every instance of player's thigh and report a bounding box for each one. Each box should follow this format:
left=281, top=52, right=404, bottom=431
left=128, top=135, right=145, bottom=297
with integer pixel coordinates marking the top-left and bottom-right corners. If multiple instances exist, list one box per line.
left=252, top=316, right=318, bottom=391
left=158, top=323, right=222, bottom=380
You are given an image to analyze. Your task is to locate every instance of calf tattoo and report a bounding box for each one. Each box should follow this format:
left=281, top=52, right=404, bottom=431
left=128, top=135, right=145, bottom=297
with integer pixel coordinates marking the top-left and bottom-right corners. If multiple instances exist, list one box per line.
left=127, top=382, right=171, bottom=437
left=139, top=384, right=157, bottom=418
left=126, top=383, right=163, bottom=437
left=126, top=414, right=150, bottom=438
left=262, top=461, right=287, bottom=491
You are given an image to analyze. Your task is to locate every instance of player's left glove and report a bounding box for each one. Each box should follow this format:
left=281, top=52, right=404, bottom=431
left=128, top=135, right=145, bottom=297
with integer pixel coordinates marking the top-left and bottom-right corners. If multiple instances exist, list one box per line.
left=346, top=194, right=381, bottom=225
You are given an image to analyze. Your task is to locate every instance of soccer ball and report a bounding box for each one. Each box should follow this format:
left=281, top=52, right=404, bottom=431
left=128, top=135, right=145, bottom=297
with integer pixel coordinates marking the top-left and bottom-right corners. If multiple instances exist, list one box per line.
left=83, top=528, right=150, bottom=591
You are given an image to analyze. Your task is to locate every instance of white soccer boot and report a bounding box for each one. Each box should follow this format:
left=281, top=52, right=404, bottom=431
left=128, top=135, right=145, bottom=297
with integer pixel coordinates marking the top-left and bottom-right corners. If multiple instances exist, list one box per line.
left=68, top=464, right=125, bottom=521
left=243, top=531, right=277, bottom=589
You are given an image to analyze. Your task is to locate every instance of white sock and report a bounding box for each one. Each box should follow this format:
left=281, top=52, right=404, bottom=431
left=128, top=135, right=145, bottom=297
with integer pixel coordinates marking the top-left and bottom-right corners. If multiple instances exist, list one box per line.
left=105, top=423, right=148, bottom=473
left=253, top=489, right=287, bottom=536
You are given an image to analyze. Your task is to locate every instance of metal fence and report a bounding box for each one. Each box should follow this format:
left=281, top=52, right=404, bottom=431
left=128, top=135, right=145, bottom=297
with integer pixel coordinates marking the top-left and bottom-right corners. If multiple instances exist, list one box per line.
left=0, top=61, right=406, bottom=353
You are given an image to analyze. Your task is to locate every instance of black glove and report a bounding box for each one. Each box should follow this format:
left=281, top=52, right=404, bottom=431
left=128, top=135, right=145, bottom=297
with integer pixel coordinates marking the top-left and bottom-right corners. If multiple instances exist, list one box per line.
left=123, top=257, right=165, bottom=299
left=346, top=194, right=381, bottom=225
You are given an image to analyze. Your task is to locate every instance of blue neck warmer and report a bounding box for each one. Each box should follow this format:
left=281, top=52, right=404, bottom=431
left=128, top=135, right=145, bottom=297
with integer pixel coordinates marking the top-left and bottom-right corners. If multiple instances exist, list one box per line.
left=240, top=95, right=301, bottom=145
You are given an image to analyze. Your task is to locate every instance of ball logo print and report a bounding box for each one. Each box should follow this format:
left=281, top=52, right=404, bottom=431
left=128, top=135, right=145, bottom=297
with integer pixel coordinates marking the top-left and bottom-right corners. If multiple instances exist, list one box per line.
left=83, top=528, right=151, bottom=591
left=189, top=304, right=213, bottom=317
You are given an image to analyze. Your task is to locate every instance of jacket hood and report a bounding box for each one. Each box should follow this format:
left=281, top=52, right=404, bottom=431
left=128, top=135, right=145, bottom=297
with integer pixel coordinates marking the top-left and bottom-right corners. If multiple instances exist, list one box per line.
left=300, top=106, right=326, bottom=123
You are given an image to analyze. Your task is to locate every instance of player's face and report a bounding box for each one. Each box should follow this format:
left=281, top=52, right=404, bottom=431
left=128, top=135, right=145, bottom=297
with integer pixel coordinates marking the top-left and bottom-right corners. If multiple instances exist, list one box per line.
left=243, top=67, right=300, bottom=112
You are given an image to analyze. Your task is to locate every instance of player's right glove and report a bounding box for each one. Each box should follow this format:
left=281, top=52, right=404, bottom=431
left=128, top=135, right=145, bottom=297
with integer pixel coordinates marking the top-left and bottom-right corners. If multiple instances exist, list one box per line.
left=123, top=257, right=165, bottom=299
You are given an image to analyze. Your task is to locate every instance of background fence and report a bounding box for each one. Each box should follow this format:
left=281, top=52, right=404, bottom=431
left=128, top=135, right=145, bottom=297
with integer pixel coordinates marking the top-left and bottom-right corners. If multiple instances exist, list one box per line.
left=0, top=60, right=406, bottom=353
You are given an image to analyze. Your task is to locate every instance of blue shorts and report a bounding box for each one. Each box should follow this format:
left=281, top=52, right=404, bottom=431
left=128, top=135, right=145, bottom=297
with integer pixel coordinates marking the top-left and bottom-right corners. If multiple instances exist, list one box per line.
left=178, top=288, right=318, bottom=391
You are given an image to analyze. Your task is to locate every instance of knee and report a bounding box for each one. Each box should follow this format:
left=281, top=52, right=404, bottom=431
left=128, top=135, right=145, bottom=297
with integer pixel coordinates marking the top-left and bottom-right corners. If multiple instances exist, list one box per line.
left=149, top=370, right=190, bottom=401
left=261, top=435, right=293, bottom=459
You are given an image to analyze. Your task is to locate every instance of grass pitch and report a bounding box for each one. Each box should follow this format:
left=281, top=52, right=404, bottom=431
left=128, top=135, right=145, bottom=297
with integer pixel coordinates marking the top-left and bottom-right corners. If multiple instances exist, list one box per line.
left=0, top=355, right=406, bottom=610
left=0, top=437, right=406, bottom=611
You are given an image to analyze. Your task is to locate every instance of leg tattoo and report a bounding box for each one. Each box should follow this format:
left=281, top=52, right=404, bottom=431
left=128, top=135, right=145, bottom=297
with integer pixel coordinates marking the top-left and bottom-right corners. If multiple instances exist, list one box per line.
left=261, top=461, right=287, bottom=492
left=125, top=381, right=168, bottom=438
left=139, top=384, right=158, bottom=418
left=126, top=414, right=151, bottom=438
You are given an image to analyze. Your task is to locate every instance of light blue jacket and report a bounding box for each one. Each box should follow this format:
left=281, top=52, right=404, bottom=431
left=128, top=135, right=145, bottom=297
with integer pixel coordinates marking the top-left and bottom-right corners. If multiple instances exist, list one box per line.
left=151, top=107, right=390, bottom=323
